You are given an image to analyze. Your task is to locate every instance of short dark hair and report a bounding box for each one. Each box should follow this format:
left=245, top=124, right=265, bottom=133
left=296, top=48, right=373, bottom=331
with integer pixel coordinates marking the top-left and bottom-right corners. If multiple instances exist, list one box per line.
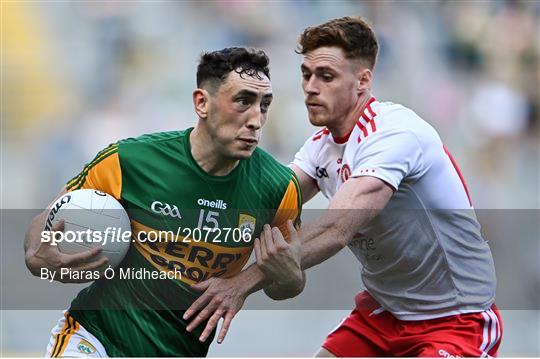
left=297, top=16, right=379, bottom=70
left=196, top=47, right=270, bottom=92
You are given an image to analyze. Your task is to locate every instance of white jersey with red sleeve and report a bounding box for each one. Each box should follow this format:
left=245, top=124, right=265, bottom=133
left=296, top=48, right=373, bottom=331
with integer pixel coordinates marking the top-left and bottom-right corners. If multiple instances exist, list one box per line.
left=292, top=97, right=496, bottom=320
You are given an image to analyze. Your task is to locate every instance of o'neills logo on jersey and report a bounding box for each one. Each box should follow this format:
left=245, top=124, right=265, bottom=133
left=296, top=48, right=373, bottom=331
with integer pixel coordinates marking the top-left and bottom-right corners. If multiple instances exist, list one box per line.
left=340, top=164, right=351, bottom=182
left=151, top=201, right=182, bottom=219
left=197, top=198, right=228, bottom=210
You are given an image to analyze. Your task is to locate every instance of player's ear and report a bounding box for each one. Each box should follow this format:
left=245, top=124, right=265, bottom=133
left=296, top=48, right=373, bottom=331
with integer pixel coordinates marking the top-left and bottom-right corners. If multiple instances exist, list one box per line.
left=193, top=88, right=210, bottom=120
left=356, top=67, right=372, bottom=95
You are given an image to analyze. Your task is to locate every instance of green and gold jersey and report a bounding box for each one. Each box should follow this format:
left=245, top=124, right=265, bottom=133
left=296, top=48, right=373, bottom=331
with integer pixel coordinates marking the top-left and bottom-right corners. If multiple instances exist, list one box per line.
left=65, top=128, right=301, bottom=356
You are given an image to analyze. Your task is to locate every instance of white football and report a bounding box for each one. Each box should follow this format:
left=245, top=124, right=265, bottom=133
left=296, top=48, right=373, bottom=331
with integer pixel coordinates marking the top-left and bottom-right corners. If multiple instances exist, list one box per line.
left=44, top=189, right=131, bottom=267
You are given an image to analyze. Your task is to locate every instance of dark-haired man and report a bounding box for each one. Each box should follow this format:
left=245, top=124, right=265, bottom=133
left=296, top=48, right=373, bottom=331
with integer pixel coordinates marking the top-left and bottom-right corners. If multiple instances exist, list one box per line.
left=24, top=47, right=302, bottom=357
left=185, top=17, right=502, bottom=357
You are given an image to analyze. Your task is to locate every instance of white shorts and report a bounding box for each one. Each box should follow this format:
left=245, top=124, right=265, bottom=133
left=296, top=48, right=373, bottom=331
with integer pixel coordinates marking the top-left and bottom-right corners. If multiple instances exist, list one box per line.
left=45, top=311, right=108, bottom=358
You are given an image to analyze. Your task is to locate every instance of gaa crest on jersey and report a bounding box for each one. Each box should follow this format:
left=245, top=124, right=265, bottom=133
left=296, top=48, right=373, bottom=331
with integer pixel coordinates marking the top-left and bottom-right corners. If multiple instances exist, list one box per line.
left=77, top=339, right=96, bottom=354
left=238, top=214, right=256, bottom=237
left=340, top=164, right=351, bottom=182
left=150, top=201, right=182, bottom=219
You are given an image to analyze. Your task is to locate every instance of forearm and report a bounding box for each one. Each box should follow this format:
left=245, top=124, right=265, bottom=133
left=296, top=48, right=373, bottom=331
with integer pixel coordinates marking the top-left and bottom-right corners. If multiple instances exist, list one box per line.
left=233, top=263, right=272, bottom=296
left=259, top=218, right=353, bottom=298
left=299, top=208, right=380, bottom=270
left=26, top=188, right=66, bottom=257
left=237, top=210, right=375, bottom=299
left=237, top=178, right=390, bottom=299
left=24, top=211, right=47, bottom=268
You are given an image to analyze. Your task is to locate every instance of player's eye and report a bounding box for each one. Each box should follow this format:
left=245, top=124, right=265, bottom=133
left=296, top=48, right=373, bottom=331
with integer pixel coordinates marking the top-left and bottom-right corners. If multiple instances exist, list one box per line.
left=321, top=73, right=334, bottom=82
left=236, top=98, right=250, bottom=106
left=261, top=101, right=271, bottom=113
left=302, top=72, right=311, bottom=81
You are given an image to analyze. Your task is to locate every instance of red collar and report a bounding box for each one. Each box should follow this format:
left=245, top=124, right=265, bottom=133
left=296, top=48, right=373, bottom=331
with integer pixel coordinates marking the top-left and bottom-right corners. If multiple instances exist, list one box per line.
left=330, top=97, right=376, bottom=144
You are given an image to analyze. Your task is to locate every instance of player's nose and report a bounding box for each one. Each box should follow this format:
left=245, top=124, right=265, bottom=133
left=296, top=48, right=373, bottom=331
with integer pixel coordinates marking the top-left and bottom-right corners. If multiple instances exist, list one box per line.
left=304, top=76, right=320, bottom=95
left=245, top=109, right=263, bottom=130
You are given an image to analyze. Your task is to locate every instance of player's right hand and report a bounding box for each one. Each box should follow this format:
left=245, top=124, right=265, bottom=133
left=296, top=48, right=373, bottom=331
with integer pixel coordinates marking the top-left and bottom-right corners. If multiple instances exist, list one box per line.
left=25, top=219, right=108, bottom=283
left=183, top=276, right=248, bottom=344
left=254, top=221, right=304, bottom=293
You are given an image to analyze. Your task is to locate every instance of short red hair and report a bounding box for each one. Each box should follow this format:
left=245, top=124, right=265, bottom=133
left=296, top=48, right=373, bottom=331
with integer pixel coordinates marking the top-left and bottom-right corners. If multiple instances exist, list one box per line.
left=297, top=16, right=379, bottom=70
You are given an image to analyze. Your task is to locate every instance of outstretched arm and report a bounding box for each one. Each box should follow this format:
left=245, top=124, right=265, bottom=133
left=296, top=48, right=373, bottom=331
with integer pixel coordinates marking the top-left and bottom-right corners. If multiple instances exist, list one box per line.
left=300, top=175, right=394, bottom=269
left=183, top=175, right=393, bottom=343
left=255, top=175, right=393, bottom=294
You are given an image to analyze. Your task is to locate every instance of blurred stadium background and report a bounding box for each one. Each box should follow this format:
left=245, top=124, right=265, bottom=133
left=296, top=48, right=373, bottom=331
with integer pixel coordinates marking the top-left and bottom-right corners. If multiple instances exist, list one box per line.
left=1, top=0, right=538, bottom=356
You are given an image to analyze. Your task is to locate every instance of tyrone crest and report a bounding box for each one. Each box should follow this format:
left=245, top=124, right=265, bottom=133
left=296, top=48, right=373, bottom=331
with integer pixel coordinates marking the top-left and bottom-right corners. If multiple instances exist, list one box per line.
left=340, top=164, right=351, bottom=182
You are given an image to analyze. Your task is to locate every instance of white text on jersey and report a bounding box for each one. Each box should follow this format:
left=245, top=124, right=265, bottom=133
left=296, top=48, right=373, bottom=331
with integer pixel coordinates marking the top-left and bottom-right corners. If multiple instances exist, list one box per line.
left=197, top=198, right=228, bottom=210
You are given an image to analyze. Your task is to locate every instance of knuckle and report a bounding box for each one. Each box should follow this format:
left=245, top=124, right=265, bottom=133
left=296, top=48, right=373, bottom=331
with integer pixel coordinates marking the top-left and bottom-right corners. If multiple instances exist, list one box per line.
left=214, top=296, right=224, bottom=304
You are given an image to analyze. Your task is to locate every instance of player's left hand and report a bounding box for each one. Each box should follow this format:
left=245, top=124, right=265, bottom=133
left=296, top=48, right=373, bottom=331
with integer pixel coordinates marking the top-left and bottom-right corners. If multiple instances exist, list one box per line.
left=183, top=276, right=248, bottom=343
